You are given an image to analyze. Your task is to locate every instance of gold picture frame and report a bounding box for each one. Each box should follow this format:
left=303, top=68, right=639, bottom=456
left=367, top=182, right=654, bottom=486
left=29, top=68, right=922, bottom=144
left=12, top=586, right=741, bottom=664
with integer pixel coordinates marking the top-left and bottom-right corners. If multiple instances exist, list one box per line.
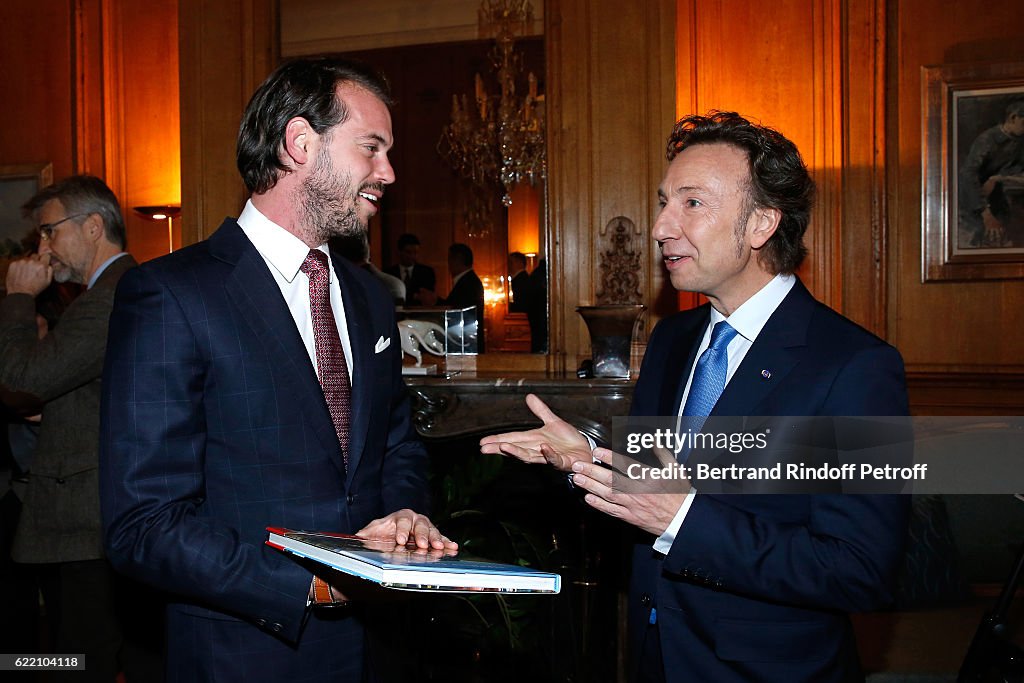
left=922, top=62, right=1024, bottom=282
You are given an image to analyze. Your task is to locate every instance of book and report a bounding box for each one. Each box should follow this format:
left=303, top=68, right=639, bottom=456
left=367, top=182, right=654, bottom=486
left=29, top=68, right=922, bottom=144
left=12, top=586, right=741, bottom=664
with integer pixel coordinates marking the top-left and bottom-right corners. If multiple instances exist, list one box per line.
left=266, top=527, right=561, bottom=594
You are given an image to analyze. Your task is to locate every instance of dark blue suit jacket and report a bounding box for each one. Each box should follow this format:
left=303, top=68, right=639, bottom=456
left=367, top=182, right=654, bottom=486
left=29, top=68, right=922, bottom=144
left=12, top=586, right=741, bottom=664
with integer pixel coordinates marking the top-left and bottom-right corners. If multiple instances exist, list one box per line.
left=628, top=279, right=910, bottom=683
left=99, top=219, right=430, bottom=682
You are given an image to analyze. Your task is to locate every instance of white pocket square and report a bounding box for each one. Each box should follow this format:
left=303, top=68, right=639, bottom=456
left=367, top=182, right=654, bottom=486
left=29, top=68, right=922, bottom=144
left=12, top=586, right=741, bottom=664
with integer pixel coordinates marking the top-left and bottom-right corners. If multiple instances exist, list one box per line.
left=374, top=336, right=390, bottom=353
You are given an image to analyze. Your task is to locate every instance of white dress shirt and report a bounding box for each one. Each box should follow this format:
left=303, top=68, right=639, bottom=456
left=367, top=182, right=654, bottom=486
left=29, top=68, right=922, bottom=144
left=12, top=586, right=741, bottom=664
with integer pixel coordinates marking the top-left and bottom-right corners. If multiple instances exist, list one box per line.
left=237, top=200, right=354, bottom=383
left=652, top=273, right=795, bottom=554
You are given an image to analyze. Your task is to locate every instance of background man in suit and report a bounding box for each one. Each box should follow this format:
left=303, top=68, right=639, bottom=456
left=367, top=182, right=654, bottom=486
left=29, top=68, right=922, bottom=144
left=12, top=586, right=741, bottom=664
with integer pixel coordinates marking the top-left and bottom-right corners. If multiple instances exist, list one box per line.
left=385, top=232, right=435, bottom=305
left=508, top=251, right=529, bottom=313
left=481, top=112, right=910, bottom=682
left=0, top=175, right=152, bottom=681
left=100, top=57, right=454, bottom=682
left=332, top=231, right=406, bottom=306
left=421, top=242, right=486, bottom=353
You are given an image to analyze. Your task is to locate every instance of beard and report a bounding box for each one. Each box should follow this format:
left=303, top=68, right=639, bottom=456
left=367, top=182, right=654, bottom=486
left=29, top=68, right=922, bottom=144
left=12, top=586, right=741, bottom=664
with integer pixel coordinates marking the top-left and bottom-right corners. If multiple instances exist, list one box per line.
left=300, top=145, right=364, bottom=246
left=48, top=255, right=83, bottom=285
left=52, top=265, right=73, bottom=284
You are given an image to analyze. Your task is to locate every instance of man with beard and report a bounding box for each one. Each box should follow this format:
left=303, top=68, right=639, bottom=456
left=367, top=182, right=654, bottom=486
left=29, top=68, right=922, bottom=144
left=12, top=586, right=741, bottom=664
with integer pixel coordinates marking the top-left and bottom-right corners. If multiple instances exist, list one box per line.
left=100, top=57, right=455, bottom=682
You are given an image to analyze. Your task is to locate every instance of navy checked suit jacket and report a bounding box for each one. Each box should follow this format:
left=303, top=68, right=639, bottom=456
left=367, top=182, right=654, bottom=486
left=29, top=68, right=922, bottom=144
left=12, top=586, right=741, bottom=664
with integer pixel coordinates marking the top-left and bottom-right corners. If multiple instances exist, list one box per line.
left=99, top=219, right=430, bottom=681
left=628, top=279, right=910, bottom=683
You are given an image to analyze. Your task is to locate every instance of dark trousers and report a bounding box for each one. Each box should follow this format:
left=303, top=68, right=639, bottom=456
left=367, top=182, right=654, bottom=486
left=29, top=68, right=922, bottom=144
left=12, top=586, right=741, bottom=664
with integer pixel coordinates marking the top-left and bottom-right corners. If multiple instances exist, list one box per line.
left=0, top=489, right=40, bottom=654
left=36, top=559, right=164, bottom=682
left=636, top=621, right=666, bottom=683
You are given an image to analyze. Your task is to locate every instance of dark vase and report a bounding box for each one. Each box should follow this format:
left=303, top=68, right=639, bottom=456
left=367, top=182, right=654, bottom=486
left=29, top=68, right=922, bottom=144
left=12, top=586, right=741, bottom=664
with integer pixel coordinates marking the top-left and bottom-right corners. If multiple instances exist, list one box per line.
left=575, top=304, right=646, bottom=378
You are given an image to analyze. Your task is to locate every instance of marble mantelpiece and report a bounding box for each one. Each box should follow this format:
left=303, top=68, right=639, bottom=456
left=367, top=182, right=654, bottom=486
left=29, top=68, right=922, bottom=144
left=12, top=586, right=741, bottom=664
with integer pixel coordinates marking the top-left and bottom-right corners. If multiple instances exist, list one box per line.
left=404, top=371, right=634, bottom=445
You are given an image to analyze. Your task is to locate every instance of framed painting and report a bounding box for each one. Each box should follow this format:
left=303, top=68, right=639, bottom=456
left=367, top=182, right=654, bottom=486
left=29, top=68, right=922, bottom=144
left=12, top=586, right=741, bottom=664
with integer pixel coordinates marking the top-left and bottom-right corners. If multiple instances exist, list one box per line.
left=922, top=62, right=1024, bottom=281
left=0, top=162, right=53, bottom=262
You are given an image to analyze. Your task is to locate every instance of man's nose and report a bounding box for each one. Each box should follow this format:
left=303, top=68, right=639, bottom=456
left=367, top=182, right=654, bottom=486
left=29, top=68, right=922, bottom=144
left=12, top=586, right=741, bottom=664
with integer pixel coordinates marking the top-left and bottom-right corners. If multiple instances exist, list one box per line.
left=651, top=209, right=676, bottom=243
left=376, top=156, right=396, bottom=185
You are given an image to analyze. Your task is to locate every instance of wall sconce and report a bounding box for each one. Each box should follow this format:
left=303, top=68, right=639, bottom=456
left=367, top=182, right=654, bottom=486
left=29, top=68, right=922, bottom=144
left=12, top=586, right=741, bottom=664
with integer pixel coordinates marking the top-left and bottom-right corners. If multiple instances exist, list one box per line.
left=134, top=205, right=181, bottom=253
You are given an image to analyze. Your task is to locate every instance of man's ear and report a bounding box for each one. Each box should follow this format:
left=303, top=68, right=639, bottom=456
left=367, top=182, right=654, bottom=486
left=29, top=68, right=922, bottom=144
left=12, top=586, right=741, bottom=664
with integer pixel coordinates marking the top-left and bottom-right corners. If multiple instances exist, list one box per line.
left=82, top=213, right=104, bottom=243
left=749, top=206, right=782, bottom=250
left=282, top=116, right=314, bottom=169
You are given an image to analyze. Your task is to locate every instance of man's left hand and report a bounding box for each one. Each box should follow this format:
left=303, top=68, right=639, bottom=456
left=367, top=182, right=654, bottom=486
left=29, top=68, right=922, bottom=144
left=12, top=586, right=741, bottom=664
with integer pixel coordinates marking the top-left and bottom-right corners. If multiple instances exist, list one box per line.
left=570, top=447, right=690, bottom=537
left=356, top=509, right=458, bottom=551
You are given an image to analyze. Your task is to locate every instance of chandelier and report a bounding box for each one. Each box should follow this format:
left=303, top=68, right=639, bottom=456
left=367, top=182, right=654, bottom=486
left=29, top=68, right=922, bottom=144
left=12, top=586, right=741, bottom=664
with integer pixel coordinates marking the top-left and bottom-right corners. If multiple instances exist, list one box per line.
left=438, top=0, right=546, bottom=234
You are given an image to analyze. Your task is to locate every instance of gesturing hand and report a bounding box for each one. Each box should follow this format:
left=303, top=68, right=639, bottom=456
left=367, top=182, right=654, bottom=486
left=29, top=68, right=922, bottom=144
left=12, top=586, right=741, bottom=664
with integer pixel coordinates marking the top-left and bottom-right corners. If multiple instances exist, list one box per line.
left=569, top=446, right=690, bottom=537
left=479, top=394, right=593, bottom=472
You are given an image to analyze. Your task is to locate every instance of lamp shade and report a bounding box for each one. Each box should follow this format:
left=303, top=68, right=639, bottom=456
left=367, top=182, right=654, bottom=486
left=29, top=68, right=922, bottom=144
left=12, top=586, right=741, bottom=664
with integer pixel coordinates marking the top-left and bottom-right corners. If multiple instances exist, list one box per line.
left=133, top=205, right=181, bottom=221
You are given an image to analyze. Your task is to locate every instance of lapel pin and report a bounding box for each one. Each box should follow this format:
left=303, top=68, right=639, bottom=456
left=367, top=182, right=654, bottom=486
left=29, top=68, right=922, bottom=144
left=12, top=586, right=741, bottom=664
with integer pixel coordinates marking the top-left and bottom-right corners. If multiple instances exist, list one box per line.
left=761, top=369, right=771, bottom=379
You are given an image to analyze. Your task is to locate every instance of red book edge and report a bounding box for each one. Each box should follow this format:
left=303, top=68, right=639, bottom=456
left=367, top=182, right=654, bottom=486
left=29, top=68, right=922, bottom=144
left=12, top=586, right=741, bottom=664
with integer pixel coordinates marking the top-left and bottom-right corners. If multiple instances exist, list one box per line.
left=265, top=526, right=366, bottom=549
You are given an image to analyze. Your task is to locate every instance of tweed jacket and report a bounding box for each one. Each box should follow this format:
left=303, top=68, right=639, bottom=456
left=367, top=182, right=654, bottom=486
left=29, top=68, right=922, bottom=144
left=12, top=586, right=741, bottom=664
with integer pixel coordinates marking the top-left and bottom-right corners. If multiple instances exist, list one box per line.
left=0, top=254, right=136, bottom=562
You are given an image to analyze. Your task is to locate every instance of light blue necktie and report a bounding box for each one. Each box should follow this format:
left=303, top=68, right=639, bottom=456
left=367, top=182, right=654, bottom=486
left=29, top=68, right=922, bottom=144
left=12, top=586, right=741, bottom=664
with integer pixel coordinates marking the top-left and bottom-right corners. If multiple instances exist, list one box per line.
left=682, top=320, right=738, bottom=418
left=650, top=321, right=738, bottom=627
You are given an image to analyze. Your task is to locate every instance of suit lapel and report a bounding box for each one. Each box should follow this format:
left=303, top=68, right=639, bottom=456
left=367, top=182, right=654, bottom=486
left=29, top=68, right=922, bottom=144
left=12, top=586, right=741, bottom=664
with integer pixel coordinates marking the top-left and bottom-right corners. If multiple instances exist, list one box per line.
left=211, top=221, right=344, bottom=473
left=661, top=306, right=710, bottom=415
left=332, top=255, right=372, bottom=480
left=712, top=280, right=814, bottom=417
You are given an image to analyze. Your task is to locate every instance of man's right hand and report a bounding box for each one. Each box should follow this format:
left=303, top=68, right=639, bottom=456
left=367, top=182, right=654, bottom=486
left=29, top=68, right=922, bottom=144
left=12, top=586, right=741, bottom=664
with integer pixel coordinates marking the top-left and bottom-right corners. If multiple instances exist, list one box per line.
left=479, top=393, right=592, bottom=472
left=5, top=254, right=53, bottom=297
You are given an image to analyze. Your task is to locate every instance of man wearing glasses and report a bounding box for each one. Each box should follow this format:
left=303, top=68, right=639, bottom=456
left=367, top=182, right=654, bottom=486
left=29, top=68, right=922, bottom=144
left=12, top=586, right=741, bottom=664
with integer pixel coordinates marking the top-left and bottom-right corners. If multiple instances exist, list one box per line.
left=0, top=175, right=152, bottom=680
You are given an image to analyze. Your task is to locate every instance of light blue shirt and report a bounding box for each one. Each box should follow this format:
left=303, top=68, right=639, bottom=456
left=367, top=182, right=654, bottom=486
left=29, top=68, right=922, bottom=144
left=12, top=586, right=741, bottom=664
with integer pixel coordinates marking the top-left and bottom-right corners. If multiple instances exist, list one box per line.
left=87, top=252, right=129, bottom=290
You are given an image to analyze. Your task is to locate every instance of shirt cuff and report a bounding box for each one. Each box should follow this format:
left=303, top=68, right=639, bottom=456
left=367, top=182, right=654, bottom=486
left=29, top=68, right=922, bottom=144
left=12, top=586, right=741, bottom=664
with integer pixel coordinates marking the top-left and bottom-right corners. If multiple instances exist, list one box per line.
left=581, top=431, right=598, bottom=456
left=653, top=488, right=697, bottom=555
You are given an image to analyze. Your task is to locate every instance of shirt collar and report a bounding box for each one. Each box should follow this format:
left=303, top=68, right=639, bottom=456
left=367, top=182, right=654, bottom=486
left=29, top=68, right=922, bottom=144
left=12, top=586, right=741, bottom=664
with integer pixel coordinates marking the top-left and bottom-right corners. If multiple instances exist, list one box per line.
left=88, top=252, right=128, bottom=289
left=237, top=200, right=331, bottom=283
left=714, top=273, right=796, bottom=343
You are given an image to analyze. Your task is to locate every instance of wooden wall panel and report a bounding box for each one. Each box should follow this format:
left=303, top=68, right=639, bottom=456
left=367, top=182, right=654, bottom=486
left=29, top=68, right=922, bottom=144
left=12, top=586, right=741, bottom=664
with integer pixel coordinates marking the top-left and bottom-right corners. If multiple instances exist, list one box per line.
left=0, top=1, right=76, bottom=178
left=0, top=0, right=180, bottom=264
left=113, top=0, right=181, bottom=263
left=75, top=0, right=108, bottom=176
left=178, top=0, right=278, bottom=246
left=675, top=0, right=845, bottom=309
left=547, top=0, right=676, bottom=372
left=673, top=0, right=895, bottom=342
left=889, top=0, right=1024, bottom=389
left=841, top=0, right=889, bottom=336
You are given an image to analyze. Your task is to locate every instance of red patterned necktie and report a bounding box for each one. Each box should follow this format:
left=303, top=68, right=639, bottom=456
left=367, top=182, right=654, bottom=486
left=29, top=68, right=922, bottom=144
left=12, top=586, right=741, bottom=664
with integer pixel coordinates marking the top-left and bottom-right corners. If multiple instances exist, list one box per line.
left=300, top=249, right=352, bottom=468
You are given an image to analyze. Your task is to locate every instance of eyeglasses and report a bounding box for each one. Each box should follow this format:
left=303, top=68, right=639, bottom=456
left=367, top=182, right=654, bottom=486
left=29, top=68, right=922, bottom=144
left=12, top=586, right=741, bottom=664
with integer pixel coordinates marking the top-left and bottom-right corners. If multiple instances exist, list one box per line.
left=38, top=213, right=88, bottom=241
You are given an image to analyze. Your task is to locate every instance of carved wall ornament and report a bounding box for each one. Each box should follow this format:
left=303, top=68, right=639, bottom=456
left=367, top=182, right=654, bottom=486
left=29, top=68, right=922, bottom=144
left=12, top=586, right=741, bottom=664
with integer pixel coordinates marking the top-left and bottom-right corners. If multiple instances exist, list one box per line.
left=595, top=216, right=643, bottom=305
